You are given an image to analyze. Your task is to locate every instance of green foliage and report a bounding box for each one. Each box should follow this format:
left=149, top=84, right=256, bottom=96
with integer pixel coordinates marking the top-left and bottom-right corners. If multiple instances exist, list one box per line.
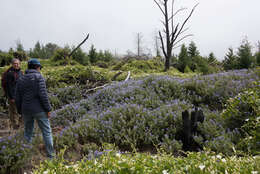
left=51, top=47, right=71, bottom=63
left=237, top=38, right=255, bottom=69
left=34, top=150, right=260, bottom=174
left=222, top=81, right=260, bottom=154
left=208, top=52, right=218, bottom=65
left=0, top=133, right=33, bottom=173
left=0, top=52, right=13, bottom=67
left=13, top=51, right=27, bottom=61
left=44, top=42, right=60, bottom=59
left=112, top=57, right=164, bottom=74
left=177, top=44, right=190, bottom=73
left=71, top=47, right=90, bottom=65
left=188, top=41, right=200, bottom=71
left=41, top=65, right=110, bottom=88
left=88, top=45, right=98, bottom=64
left=188, top=41, right=200, bottom=58
left=223, top=47, right=238, bottom=70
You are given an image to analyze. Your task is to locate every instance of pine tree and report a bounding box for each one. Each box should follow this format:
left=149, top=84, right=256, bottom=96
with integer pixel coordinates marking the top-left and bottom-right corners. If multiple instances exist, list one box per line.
left=208, top=52, right=217, bottom=65
left=223, top=47, right=237, bottom=70
left=89, top=45, right=98, bottom=64
left=256, top=41, right=260, bottom=66
left=237, top=39, right=254, bottom=69
left=177, top=44, right=189, bottom=72
left=188, top=41, right=200, bottom=71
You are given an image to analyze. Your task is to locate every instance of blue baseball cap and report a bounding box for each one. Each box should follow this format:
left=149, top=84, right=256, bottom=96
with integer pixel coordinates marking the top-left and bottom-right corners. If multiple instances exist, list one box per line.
left=28, top=58, right=42, bottom=67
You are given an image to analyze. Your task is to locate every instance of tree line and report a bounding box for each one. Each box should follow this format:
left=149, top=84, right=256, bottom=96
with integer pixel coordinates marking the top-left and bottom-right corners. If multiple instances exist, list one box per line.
left=0, top=38, right=259, bottom=74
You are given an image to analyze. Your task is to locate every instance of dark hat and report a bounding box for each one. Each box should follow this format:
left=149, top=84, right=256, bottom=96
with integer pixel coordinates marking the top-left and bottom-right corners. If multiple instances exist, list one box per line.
left=28, top=58, right=42, bottom=67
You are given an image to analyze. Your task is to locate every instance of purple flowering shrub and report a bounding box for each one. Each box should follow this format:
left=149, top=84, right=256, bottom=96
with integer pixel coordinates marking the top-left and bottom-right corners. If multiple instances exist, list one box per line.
left=55, top=101, right=191, bottom=153
left=0, top=132, right=33, bottom=173
left=51, top=69, right=259, bottom=155
left=48, top=85, right=83, bottom=110
left=183, top=69, right=259, bottom=110
left=51, top=103, right=86, bottom=127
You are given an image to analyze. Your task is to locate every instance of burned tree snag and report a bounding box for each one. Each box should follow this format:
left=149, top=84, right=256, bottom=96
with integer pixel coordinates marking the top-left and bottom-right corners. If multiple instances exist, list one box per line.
left=154, top=0, right=198, bottom=71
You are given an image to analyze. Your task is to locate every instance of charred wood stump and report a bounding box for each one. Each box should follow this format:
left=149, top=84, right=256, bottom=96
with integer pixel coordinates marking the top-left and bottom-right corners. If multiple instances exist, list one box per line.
left=181, top=108, right=205, bottom=151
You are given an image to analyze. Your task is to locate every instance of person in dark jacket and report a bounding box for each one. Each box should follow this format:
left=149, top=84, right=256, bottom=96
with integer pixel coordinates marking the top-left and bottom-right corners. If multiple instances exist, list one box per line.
left=15, top=58, right=54, bottom=159
left=6, top=58, right=23, bottom=129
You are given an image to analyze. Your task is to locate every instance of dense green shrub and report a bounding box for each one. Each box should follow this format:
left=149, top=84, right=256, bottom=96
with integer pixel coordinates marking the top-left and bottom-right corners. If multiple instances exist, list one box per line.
left=13, top=51, right=28, bottom=61
left=112, top=57, right=164, bottom=73
left=51, top=48, right=70, bottom=62
left=222, top=81, right=260, bottom=154
left=42, top=65, right=110, bottom=88
left=0, top=52, right=13, bottom=67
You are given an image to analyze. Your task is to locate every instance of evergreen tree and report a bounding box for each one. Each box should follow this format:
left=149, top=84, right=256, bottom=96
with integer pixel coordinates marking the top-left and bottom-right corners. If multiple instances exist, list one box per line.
left=71, top=47, right=89, bottom=65
left=255, top=52, right=260, bottom=66
left=256, top=41, right=260, bottom=66
left=223, top=48, right=238, bottom=70
left=177, top=44, right=189, bottom=72
left=188, top=41, right=200, bottom=58
left=29, top=41, right=44, bottom=58
left=237, top=39, right=254, bottom=69
left=103, top=50, right=114, bottom=62
left=45, top=43, right=59, bottom=59
left=89, top=45, right=98, bottom=64
left=16, top=40, right=24, bottom=52
left=208, top=52, right=217, bottom=65
left=188, top=41, right=200, bottom=71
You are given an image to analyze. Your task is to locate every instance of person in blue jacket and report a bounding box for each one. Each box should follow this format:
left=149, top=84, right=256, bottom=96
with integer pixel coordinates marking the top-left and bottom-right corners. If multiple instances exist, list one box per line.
left=15, top=58, right=54, bottom=159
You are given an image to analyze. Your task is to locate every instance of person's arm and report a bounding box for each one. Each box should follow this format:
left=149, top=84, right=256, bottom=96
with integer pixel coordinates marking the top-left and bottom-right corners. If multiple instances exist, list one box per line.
left=37, top=75, right=52, bottom=113
left=6, top=72, right=15, bottom=100
left=15, top=79, right=22, bottom=114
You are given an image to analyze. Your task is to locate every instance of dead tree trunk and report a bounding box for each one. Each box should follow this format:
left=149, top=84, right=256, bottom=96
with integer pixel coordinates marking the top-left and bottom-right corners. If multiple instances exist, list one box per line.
left=154, top=0, right=198, bottom=71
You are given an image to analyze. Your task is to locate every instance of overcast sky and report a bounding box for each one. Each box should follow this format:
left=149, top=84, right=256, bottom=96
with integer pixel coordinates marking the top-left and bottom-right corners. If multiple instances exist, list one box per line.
left=0, top=0, right=259, bottom=60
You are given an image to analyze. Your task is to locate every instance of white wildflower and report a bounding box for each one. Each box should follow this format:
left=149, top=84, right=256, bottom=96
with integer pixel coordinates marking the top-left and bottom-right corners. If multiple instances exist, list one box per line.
left=216, top=154, right=222, bottom=159
left=72, top=164, right=79, bottom=168
left=199, top=165, right=205, bottom=170
left=43, top=171, right=49, bottom=174
left=162, top=170, right=169, bottom=174
left=222, top=158, right=226, bottom=163
left=245, top=118, right=249, bottom=122
left=232, top=146, right=236, bottom=153
left=116, top=153, right=121, bottom=157
left=252, top=171, right=258, bottom=174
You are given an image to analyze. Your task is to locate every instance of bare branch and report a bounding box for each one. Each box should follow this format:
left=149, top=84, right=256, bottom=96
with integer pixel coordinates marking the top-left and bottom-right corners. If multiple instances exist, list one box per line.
left=154, top=0, right=166, bottom=16
left=173, top=3, right=198, bottom=42
left=179, top=27, right=189, bottom=35
left=69, top=34, right=89, bottom=57
left=168, top=7, right=187, bottom=22
left=159, top=31, right=167, bottom=57
left=160, top=20, right=166, bottom=27
left=172, top=44, right=182, bottom=50
left=170, top=23, right=179, bottom=44
left=172, top=34, right=193, bottom=47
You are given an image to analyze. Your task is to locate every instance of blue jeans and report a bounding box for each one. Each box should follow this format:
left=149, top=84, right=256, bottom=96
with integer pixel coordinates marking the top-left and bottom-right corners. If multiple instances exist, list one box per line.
left=23, top=112, right=55, bottom=158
